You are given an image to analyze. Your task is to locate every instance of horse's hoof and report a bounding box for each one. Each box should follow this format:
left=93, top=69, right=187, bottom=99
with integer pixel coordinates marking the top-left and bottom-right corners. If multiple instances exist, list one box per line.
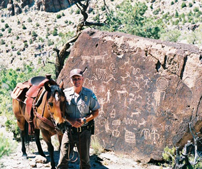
left=22, top=154, right=28, bottom=159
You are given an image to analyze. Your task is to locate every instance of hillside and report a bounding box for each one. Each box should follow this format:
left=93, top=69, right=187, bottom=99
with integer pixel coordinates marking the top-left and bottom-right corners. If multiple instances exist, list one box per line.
left=0, top=0, right=202, bottom=71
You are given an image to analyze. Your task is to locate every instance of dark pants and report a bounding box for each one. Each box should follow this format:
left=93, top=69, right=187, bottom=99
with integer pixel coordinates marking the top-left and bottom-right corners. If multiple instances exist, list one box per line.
left=57, top=129, right=91, bottom=169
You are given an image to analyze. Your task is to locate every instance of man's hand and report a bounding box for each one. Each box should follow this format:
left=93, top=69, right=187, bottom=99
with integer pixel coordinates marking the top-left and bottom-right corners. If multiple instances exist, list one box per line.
left=70, top=119, right=82, bottom=128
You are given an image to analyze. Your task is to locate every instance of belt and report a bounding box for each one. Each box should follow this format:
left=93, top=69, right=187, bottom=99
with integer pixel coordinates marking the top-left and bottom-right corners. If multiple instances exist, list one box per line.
left=71, top=125, right=91, bottom=133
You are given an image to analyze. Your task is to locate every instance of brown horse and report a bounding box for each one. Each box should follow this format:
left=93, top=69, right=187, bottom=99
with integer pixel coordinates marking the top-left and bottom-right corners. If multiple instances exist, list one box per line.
left=12, top=81, right=66, bottom=169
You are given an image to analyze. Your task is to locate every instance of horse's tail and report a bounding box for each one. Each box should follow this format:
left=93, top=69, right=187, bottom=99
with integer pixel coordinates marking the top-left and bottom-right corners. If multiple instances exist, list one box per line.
left=24, top=120, right=30, bottom=144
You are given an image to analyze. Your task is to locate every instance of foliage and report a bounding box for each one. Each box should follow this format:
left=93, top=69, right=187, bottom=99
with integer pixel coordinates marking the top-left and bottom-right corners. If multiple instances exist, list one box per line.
left=160, top=29, right=181, bottom=42
left=0, top=132, right=17, bottom=158
left=99, top=0, right=162, bottom=39
left=162, top=146, right=175, bottom=166
left=91, top=136, right=104, bottom=155
left=181, top=2, right=187, bottom=8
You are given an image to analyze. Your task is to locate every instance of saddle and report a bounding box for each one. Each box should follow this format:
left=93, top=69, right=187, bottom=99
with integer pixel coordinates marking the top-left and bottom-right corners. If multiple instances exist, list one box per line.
left=11, top=74, right=57, bottom=135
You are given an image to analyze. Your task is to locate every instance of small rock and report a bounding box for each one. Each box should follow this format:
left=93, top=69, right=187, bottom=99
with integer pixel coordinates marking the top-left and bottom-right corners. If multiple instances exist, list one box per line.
left=35, top=155, right=47, bottom=163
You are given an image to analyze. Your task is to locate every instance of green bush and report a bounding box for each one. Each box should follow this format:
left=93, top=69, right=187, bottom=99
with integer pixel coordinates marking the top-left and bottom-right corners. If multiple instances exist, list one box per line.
left=36, top=23, right=40, bottom=27
left=32, top=31, right=37, bottom=37
left=0, top=33, right=3, bottom=37
left=100, top=0, right=162, bottom=39
left=181, top=2, right=187, bottom=8
left=27, top=17, right=32, bottom=22
left=0, top=39, right=5, bottom=45
left=0, top=132, right=17, bottom=158
left=5, top=23, right=9, bottom=29
left=189, top=3, right=193, bottom=7
left=153, top=8, right=161, bottom=15
left=22, top=24, right=26, bottom=29
left=56, top=14, right=61, bottom=19
left=193, top=7, right=199, bottom=12
left=8, top=28, right=12, bottom=33
left=171, top=1, right=174, bottom=5
left=52, top=28, right=58, bottom=36
left=160, top=29, right=181, bottom=42
left=1, top=19, right=4, bottom=23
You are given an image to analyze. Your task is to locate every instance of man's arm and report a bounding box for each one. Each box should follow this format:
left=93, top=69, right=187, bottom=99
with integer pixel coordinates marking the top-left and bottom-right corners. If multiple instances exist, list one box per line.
left=82, top=109, right=99, bottom=125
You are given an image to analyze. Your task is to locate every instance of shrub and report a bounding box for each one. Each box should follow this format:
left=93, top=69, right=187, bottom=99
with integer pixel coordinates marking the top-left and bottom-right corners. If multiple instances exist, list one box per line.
left=22, top=24, right=26, bottom=29
left=181, top=2, right=187, bottom=8
left=0, top=33, right=3, bottom=37
left=52, top=28, right=58, bottom=36
left=153, top=8, right=161, bottom=15
left=17, top=51, right=21, bottom=55
left=189, top=3, right=193, bottom=7
left=175, top=10, right=179, bottom=17
left=36, top=23, right=40, bottom=27
left=0, top=39, right=5, bottom=45
left=1, top=28, right=5, bottom=32
left=56, top=14, right=61, bottom=19
left=27, top=17, right=32, bottom=22
left=1, top=19, right=4, bottom=23
left=75, top=9, right=80, bottom=14
left=47, top=39, right=54, bottom=46
left=160, top=29, right=181, bottom=42
left=193, top=7, right=199, bottom=12
left=32, top=31, right=37, bottom=37
left=171, top=1, right=174, bottom=5
left=5, top=23, right=9, bottom=29
left=8, top=28, right=12, bottom=33
left=0, top=132, right=17, bottom=158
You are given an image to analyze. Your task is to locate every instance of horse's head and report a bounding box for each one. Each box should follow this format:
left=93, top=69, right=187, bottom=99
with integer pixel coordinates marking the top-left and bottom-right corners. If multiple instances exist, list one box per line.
left=44, top=81, right=66, bottom=132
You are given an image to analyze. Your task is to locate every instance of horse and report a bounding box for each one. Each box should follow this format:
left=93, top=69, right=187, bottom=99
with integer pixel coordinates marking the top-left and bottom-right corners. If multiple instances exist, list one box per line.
left=12, top=79, right=67, bottom=169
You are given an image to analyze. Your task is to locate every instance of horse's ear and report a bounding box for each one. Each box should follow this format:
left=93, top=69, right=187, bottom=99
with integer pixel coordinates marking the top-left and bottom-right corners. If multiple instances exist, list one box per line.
left=59, top=80, right=64, bottom=90
left=44, top=82, right=51, bottom=92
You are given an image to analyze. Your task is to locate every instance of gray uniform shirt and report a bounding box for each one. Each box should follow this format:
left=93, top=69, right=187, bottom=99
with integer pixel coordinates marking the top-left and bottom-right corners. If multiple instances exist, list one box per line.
left=64, top=87, right=100, bottom=125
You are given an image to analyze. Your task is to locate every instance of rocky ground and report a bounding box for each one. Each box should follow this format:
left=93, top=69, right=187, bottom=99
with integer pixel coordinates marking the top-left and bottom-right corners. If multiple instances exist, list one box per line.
left=0, top=135, right=170, bottom=169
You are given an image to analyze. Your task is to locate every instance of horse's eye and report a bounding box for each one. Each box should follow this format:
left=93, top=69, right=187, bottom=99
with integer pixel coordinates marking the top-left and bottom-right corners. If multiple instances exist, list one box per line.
left=48, top=102, right=53, bottom=107
left=55, top=93, right=59, bottom=101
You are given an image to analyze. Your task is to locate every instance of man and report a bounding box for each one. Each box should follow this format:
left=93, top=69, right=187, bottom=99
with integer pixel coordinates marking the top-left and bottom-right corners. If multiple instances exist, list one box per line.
left=57, top=68, right=100, bottom=169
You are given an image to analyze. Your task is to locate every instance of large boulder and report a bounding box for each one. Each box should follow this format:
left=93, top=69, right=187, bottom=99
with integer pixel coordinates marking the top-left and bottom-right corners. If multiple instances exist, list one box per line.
left=57, top=28, right=202, bottom=162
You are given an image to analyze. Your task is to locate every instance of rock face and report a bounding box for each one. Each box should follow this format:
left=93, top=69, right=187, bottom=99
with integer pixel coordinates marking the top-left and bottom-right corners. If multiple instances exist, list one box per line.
left=57, top=28, right=202, bottom=162
left=0, top=0, right=75, bottom=15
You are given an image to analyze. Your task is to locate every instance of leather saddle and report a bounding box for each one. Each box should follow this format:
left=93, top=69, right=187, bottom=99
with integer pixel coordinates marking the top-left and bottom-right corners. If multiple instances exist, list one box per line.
left=11, top=74, right=57, bottom=135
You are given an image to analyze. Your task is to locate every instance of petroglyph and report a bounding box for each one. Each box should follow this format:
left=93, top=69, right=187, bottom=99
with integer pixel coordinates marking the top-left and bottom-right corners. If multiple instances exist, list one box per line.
left=96, top=68, right=107, bottom=80
left=123, top=118, right=138, bottom=125
left=112, top=129, right=120, bottom=138
left=109, top=63, right=117, bottom=73
left=106, top=90, right=111, bottom=103
left=125, top=129, right=136, bottom=144
left=112, top=119, right=121, bottom=126
left=121, top=71, right=130, bottom=81
left=154, top=77, right=168, bottom=107
left=110, top=106, right=116, bottom=118
left=138, top=118, right=147, bottom=128
left=131, top=111, right=141, bottom=117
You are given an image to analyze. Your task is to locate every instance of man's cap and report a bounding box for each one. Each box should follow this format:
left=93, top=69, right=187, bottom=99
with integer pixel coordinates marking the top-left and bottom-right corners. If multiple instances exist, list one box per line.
left=70, top=68, right=83, bottom=78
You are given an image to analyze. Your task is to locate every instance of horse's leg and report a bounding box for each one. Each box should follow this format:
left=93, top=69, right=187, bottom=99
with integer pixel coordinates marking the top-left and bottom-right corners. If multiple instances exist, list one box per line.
left=41, top=129, right=55, bottom=169
left=17, top=118, right=27, bottom=158
left=13, top=99, right=27, bottom=158
left=34, top=129, right=45, bottom=157
left=57, top=133, right=63, bottom=151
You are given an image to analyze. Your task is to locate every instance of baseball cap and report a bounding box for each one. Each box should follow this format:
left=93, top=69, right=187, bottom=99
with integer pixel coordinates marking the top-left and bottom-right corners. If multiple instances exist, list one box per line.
left=70, top=68, right=83, bottom=78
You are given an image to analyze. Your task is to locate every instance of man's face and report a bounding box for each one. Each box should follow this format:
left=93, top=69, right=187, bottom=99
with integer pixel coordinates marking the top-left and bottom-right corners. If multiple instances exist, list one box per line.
left=71, top=75, right=83, bottom=88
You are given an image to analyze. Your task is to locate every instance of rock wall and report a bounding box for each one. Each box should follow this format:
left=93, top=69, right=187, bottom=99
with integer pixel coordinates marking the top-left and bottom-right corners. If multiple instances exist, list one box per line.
left=0, top=0, right=77, bottom=14
left=57, top=28, right=202, bottom=162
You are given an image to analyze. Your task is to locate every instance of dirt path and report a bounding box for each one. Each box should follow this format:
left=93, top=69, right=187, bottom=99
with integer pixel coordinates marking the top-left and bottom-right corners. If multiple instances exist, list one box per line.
left=0, top=138, right=170, bottom=169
